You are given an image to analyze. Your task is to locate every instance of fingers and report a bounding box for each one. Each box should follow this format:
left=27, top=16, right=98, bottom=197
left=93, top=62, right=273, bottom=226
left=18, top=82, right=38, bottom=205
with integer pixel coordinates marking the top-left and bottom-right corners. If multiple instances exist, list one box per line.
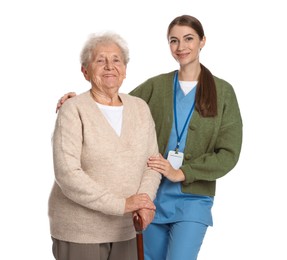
left=147, top=156, right=181, bottom=182
left=56, top=99, right=63, bottom=113
left=125, top=193, right=155, bottom=214
left=147, top=156, right=167, bottom=172
left=55, top=92, right=77, bottom=113
left=148, top=153, right=163, bottom=160
left=148, top=153, right=164, bottom=165
left=135, top=194, right=155, bottom=210
left=137, top=209, right=155, bottom=230
left=56, top=97, right=65, bottom=113
left=67, top=92, right=76, bottom=98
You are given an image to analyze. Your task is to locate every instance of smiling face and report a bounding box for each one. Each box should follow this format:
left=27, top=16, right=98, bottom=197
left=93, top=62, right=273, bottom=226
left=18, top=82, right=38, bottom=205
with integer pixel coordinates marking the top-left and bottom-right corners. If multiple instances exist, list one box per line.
left=81, top=42, right=127, bottom=93
left=168, top=25, right=206, bottom=67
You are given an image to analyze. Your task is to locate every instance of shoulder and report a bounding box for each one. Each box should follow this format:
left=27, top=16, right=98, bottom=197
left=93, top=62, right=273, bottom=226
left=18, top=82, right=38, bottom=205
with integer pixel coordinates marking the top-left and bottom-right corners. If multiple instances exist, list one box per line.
left=62, top=91, right=90, bottom=106
left=212, top=76, right=241, bottom=118
left=120, top=93, right=153, bottom=119
left=130, top=71, right=175, bottom=99
left=59, top=91, right=91, bottom=114
left=213, top=75, right=232, bottom=89
left=213, top=75, right=237, bottom=97
left=142, top=71, right=175, bottom=85
left=120, top=93, right=149, bottom=108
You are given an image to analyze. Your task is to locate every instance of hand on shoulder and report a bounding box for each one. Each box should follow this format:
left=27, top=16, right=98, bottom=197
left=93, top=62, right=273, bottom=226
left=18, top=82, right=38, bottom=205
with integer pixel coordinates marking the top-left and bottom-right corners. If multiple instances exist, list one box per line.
left=56, top=92, right=77, bottom=113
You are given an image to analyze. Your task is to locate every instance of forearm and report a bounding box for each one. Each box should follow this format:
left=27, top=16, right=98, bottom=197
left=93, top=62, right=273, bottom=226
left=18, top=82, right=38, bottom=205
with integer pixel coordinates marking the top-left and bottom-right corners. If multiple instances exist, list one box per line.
left=137, top=120, right=161, bottom=200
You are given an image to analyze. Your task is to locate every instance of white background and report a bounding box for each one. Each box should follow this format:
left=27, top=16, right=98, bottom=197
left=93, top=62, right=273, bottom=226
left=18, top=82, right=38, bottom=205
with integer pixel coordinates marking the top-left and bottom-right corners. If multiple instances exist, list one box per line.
left=1, top=0, right=286, bottom=259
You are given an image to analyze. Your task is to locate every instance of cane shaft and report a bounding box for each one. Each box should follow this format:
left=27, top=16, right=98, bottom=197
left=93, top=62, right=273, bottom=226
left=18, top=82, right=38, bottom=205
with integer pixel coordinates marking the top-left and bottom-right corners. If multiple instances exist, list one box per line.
left=133, top=215, right=144, bottom=260
left=136, top=233, right=144, bottom=260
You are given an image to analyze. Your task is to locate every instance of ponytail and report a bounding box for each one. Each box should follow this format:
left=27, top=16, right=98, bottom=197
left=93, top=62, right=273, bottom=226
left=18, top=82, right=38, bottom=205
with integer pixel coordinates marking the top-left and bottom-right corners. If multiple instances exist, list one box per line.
left=195, top=64, right=217, bottom=117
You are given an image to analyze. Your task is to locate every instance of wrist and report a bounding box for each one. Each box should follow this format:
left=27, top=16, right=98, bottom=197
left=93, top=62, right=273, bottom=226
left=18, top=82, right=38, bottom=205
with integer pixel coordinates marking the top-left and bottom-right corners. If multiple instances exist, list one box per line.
left=177, top=169, right=185, bottom=181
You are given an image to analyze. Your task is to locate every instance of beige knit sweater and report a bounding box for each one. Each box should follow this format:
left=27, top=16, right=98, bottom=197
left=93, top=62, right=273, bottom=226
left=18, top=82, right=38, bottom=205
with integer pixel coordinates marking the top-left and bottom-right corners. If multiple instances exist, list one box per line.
left=48, top=91, right=161, bottom=243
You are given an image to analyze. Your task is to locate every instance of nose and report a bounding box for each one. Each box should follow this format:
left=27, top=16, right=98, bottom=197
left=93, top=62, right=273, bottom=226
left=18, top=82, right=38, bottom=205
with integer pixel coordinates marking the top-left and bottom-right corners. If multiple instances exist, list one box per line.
left=104, top=60, right=114, bottom=70
left=177, top=40, right=187, bottom=50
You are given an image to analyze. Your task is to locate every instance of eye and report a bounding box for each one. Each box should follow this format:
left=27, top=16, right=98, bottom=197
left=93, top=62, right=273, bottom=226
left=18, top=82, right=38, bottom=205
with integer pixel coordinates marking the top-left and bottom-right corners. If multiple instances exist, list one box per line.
left=169, top=39, right=178, bottom=44
left=185, top=36, right=194, bottom=42
left=96, top=59, right=105, bottom=65
left=113, top=58, right=121, bottom=63
left=113, top=57, right=124, bottom=65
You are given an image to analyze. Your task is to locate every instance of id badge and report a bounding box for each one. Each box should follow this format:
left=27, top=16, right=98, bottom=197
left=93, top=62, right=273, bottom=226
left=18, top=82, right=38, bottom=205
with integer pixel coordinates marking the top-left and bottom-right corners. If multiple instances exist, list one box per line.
left=167, top=150, right=184, bottom=170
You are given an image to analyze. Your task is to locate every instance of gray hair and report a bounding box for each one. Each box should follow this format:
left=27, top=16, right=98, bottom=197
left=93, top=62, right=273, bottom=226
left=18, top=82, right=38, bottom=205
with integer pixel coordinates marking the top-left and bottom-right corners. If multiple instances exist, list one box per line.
left=80, top=32, right=130, bottom=68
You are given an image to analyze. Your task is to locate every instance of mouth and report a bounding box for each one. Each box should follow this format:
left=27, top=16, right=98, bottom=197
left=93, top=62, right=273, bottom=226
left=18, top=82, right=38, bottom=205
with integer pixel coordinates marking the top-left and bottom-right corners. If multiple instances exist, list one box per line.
left=177, top=53, right=189, bottom=59
left=103, top=74, right=116, bottom=78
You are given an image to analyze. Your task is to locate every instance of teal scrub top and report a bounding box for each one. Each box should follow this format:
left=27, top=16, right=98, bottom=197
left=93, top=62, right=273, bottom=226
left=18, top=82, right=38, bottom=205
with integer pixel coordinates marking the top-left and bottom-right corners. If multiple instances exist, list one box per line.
left=153, top=72, right=214, bottom=226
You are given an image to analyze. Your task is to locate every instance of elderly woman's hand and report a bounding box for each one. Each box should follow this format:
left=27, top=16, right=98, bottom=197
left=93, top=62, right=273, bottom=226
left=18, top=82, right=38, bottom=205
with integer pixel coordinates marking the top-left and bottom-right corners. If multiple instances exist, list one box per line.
left=135, top=208, right=155, bottom=230
left=125, top=193, right=155, bottom=214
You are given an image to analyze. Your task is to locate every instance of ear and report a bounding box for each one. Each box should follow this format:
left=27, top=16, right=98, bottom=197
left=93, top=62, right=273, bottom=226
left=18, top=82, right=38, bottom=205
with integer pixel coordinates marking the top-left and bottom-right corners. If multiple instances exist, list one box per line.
left=81, top=66, right=90, bottom=81
left=200, top=36, right=206, bottom=50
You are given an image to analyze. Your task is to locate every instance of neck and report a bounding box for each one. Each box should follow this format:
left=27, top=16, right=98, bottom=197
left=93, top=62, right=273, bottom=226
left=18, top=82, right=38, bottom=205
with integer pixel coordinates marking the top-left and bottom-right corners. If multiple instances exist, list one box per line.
left=178, top=63, right=201, bottom=81
left=90, top=89, right=122, bottom=106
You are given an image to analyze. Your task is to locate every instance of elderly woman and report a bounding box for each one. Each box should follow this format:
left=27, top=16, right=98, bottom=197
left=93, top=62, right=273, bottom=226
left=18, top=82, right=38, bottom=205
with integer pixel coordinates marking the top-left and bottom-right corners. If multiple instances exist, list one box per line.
left=48, top=32, right=161, bottom=260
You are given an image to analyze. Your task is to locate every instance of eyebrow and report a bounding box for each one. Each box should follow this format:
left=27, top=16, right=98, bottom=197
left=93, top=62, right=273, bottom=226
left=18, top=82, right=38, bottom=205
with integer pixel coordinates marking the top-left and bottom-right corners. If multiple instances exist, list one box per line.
left=96, top=53, right=122, bottom=58
left=170, top=33, right=195, bottom=39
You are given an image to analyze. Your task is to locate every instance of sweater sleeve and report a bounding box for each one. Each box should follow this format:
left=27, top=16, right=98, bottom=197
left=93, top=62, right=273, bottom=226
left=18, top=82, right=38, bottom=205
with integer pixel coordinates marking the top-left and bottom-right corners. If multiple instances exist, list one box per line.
left=52, top=99, right=126, bottom=216
left=135, top=103, right=161, bottom=200
left=181, top=84, right=243, bottom=184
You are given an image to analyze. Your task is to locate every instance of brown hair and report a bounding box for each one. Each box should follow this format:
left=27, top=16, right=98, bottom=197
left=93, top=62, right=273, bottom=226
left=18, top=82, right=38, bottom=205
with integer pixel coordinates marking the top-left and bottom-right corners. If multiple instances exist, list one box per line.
left=167, top=15, right=217, bottom=117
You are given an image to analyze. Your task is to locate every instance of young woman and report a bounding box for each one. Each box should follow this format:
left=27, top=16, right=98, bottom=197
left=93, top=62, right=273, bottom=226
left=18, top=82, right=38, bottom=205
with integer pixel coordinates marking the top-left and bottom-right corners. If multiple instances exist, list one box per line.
left=56, top=15, right=242, bottom=260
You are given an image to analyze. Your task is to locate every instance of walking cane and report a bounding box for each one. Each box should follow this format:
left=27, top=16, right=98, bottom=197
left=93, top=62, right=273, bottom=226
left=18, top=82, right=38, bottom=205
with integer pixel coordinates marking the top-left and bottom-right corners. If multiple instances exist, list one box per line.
left=133, top=214, right=144, bottom=260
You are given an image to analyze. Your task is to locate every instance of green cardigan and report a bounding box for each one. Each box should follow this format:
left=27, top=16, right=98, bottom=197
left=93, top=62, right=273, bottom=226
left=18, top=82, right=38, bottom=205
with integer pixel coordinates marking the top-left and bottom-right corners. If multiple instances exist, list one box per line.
left=130, top=70, right=243, bottom=196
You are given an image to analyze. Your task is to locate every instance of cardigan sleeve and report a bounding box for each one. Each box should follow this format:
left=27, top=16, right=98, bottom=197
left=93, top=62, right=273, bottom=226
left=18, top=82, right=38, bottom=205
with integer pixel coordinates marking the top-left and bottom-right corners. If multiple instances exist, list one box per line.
left=52, top=99, right=126, bottom=216
left=181, top=83, right=243, bottom=184
left=136, top=103, right=162, bottom=200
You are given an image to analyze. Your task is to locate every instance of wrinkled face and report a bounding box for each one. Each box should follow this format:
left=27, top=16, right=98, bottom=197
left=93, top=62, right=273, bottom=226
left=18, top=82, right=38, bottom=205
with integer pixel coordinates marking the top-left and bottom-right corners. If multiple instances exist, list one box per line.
left=82, top=42, right=126, bottom=91
left=168, top=25, right=205, bottom=66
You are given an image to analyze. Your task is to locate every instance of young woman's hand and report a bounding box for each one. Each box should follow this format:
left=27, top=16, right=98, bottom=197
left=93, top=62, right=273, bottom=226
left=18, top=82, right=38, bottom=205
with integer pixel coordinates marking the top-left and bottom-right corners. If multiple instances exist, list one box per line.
left=148, top=154, right=185, bottom=182
left=56, top=92, right=77, bottom=113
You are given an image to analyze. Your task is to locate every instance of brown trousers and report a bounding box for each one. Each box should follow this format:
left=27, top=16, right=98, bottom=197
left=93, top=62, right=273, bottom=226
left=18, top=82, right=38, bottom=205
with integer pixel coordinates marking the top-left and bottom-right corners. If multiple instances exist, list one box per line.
left=52, top=237, right=137, bottom=260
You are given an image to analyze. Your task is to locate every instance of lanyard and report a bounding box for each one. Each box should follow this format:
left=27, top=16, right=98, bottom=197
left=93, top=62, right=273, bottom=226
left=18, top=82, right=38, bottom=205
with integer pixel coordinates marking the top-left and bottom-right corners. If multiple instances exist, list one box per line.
left=173, top=71, right=195, bottom=153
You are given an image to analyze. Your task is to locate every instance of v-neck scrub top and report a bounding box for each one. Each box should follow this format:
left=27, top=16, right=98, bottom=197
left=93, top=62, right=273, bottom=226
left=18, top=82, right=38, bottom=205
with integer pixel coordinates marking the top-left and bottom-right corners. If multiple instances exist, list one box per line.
left=152, top=81, right=214, bottom=226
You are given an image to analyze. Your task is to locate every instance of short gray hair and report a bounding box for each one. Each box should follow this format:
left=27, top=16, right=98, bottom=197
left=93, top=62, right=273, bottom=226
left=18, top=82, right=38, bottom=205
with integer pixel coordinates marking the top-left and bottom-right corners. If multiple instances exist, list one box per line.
left=80, top=32, right=130, bottom=68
